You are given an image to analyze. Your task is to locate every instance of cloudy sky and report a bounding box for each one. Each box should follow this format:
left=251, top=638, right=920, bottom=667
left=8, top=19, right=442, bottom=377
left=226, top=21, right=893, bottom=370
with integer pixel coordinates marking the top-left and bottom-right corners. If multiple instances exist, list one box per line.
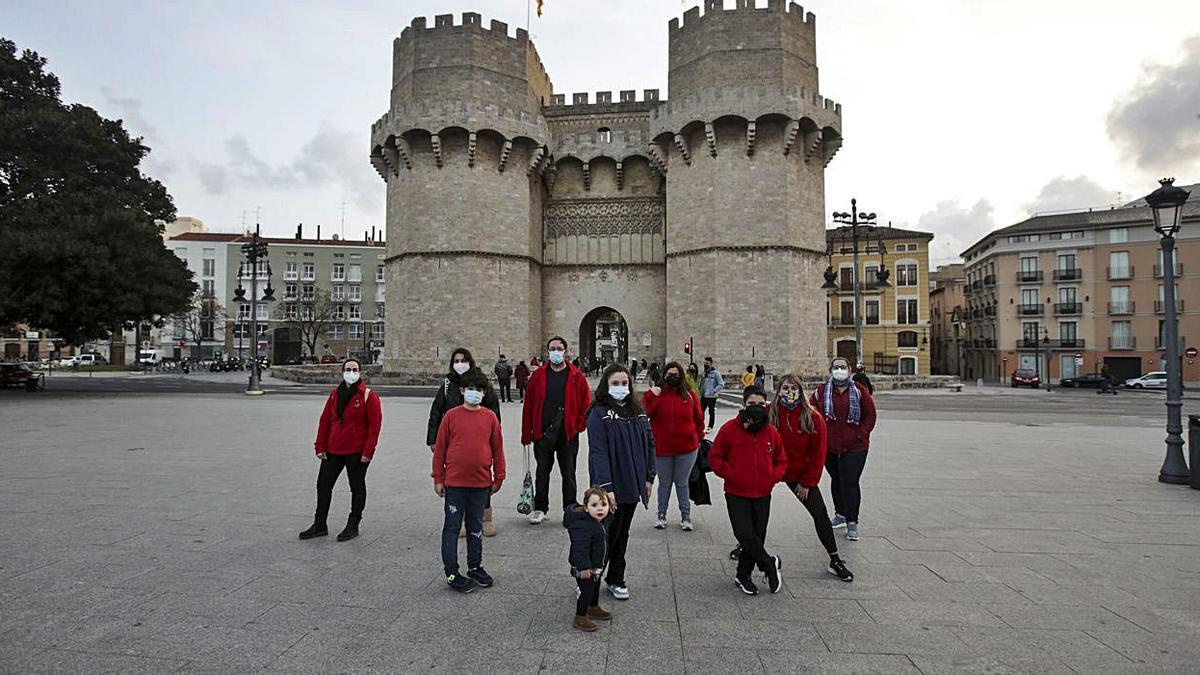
left=4, top=0, right=1199, bottom=263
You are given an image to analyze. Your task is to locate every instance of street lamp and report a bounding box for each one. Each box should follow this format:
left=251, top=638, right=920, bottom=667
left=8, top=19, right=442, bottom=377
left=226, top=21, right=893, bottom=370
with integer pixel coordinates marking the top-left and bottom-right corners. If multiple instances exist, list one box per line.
left=234, top=223, right=275, bottom=396
left=828, top=199, right=891, bottom=367
left=1145, top=178, right=1190, bottom=484
left=1042, top=327, right=1052, bottom=392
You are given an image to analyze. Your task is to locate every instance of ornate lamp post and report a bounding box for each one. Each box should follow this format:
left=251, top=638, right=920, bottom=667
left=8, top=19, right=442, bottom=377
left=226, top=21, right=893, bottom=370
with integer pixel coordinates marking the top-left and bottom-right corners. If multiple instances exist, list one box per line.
left=1145, top=179, right=1190, bottom=484
left=825, top=199, right=891, bottom=367
left=234, top=224, right=275, bottom=396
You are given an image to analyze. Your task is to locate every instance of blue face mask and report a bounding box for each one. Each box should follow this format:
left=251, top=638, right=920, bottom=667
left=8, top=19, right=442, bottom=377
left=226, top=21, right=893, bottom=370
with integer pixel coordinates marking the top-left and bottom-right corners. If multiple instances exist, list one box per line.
left=463, top=390, right=484, bottom=406
left=548, top=349, right=565, bottom=365
left=608, top=385, right=630, bottom=401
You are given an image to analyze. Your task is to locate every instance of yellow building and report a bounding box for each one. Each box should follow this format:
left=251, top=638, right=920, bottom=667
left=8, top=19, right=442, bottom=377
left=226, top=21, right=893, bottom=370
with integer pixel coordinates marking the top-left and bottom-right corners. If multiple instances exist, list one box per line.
left=825, top=225, right=934, bottom=375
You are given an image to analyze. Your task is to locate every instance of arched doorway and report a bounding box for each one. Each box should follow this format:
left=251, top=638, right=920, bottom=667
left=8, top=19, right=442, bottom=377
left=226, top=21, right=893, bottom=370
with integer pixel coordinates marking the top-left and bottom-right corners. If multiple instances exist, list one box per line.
left=580, top=307, right=628, bottom=371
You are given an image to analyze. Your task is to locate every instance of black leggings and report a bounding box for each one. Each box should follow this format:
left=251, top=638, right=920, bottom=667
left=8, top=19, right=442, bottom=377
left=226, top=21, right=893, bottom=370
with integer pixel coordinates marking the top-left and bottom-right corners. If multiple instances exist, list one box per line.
left=786, top=482, right=839, bottom=557
left=605, top=503, right=637, bottom=586
left=726, top=493, right=773, bottom=579
left=315, top=452, right=369, bottom=520
left=825, top=451, right=868, bottom=523
left=575, top=575, right=601, bottom=616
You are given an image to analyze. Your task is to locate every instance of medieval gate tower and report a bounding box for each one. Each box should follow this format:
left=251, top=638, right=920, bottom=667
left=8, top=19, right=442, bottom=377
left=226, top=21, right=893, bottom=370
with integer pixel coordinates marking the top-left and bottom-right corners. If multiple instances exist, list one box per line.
left=371, top=1, right=843, bottom=378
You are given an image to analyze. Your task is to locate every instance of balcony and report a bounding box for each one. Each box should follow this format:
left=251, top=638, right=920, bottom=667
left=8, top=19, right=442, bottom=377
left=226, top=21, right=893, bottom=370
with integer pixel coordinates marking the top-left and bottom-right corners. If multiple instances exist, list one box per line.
left=1054, top=302, right=1082, bottom=316
left=1156, top=335, right=1187, bottom=350
left=1017, top=270, right=1043, bottom=283
left=984, top=305, right=996, bottom=317
left=1107, top=301, right=1135, bottom=315
left=834, top=315, right=855, bottom=326
left=1018, top=303, right=1043, bottom=316
left=1153, top=263, right=1183, bottom=278
left=1107, top=266, right=1134, bottom=280
left=971, top=280, right=983, bottom=291
left=284, top=272, right=298, bottom=281
left=1053, top=268, right=1082, bottom=281
left=1154, top=300, right=1185, bottom=313
left=984, top=274, right=996, bottom=288
left=1108, top=336, right=1136, bottom=350
left=1016, top=338, right=1086, bottom=350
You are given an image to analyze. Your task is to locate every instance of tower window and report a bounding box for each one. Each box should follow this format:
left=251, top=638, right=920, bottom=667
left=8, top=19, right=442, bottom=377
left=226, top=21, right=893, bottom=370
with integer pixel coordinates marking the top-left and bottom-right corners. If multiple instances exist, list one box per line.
left=598, top=127, right=612, bottom=143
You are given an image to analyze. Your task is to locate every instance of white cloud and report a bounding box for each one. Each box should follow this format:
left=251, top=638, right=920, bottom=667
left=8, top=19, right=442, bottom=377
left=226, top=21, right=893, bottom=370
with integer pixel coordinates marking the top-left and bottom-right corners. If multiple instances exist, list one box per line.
left=1108, top=35, right=1200, bottom=174
left=1022, top=175, right=1116, bottom=215
left=915, top=199, right=997, bottom=264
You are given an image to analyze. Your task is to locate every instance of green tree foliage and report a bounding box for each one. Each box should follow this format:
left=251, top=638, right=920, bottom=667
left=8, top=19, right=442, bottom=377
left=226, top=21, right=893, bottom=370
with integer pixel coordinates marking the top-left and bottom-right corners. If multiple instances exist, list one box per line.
left=0, top=38, right=194, bottom=345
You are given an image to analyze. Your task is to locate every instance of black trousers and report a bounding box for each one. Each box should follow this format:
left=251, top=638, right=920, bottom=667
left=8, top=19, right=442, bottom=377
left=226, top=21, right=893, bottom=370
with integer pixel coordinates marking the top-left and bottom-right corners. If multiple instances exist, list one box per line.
left=533, top=436, right=579, bottom=513
left=825, top=451, right=868, bottom=523
left=315, top=452, right=369, bottom=521
left=517, top=383, right=526, bottom=401
left=498, top=378, right=512, bottom=402
left=605, top=502, right=637, bottom=586
left=575, top=575, right=601, bottom=615
left=785, top=482, right=839, bottom=556
left=701, top=397, right=718, bottom=429
left=726, top=494, right=773, bottom=579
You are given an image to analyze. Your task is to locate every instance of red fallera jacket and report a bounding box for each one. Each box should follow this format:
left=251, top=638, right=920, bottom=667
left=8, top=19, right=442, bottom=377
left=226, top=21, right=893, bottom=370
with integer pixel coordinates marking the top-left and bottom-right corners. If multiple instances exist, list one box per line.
left=643, top=387, right=704, bottom=457
left=314, top=383, right=383, bottom=460
left=708, top=417, right=788, bottom=499
left=520, top=362, right=592, bottom=445
left=809, top=382, right=877, bottom=455
left=432, top=406, right=506, bottom=488
left=773, top=404, right=828, bottom=488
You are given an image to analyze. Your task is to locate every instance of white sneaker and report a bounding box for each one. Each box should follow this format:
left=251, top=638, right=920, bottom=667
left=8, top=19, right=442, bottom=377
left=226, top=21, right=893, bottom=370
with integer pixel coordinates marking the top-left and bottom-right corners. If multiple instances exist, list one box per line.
left=608, top=584, right=629, bottom=600
left=653, top=514, right=667, bottom=529
left=529, top=510, right=546, bottom=525
left=680, top=519, right=693, bottom=531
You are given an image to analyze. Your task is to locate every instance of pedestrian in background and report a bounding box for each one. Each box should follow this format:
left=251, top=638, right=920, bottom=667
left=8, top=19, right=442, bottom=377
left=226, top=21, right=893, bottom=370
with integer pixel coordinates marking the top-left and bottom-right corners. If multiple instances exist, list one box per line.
left=852, top=363, right=874, bottom=394
left=811, top=356, right=877, bottom=542
left=741, top=365, right=756, bottom=390
left=515, top=360, right=530, bottom=401
left=754, top=365, right=765, bottom=389
left=646, top=362, right=660, bottom=388
left=300, top=359, right=382, bottom=542
left=643, top=361, right=704, bottom=531
left=684, top=362, right=701, bottom=395
left=494, top=354, right=514, bottom=403
left=699, top=357, right=724, bottom=433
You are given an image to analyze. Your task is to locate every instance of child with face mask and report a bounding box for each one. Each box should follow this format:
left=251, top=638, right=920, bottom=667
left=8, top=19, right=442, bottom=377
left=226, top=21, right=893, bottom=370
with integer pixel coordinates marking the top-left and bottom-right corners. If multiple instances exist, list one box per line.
left=563, top=487, right=614, bottom=632
left=810, top=357, right=877, bottom=542
left=432, top=370, right=506, bottom=593
left=709, top=386, right=788, bottom=595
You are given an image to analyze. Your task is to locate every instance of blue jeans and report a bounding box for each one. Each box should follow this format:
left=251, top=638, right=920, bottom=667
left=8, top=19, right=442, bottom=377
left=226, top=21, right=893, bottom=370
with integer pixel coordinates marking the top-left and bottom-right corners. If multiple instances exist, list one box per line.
left=655, top=450, right=698, bottom=519
left=442, top=486, right=489, bottom=575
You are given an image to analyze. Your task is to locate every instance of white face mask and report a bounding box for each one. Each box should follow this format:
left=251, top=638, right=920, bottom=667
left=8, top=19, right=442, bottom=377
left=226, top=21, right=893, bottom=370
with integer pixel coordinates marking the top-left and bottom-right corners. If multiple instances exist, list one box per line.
left=343, top=371, right=360, bottom=385
left=463, top=390, right=484, bottom=406
left=452, top=362, right=470, bottom=375
left=831, top=368, right=850, bottom=382
left=608, top=385, right=630, bottom=401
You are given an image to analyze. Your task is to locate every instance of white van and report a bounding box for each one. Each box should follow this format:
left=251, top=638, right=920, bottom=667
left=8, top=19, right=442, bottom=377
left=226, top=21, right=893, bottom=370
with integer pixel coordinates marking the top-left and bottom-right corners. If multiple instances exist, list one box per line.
left=137, top=349, right=161, bottom=365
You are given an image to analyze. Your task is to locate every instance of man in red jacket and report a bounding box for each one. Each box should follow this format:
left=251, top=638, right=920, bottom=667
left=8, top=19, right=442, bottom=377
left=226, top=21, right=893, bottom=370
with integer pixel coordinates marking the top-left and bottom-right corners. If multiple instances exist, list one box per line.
left=709, top=386, right=788, bottom=596
left=520, top=336, right=592, bottom=524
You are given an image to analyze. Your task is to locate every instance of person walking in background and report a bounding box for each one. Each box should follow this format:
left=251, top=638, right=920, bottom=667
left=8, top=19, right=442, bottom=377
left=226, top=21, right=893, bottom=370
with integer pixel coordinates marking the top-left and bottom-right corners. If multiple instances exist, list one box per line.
left=709, top=386, right=787, bottom=596
left=515, top=360, right=530, bottom=402
left=301, top=359, right=382, bottom=542
left=646, top=362, right=660, bottom=388
left=521, top=336, right=592, bottom=525
left=432, top=370, right=505, bottom=593
left=754, top=365, right=765, bottom=389
left=741, top=365, right=756, bottom=390
left=852, top=364, right=874, bottom=394
left=643, top=361, right=704, bottom=531
left=494, top=354, right=514, bottom=403
left=684, top=362, right=701, bottom=395
left=587, top=363, right=656, bottom=601
left=810, top=357, right=877, bottom=542
left=427, top=348, right=502, bottom=537
left=630, top=358, right=640, bottom=383
left=700, top=357, right=725, bottom=433
left=563, top=487, right=614, bottom=632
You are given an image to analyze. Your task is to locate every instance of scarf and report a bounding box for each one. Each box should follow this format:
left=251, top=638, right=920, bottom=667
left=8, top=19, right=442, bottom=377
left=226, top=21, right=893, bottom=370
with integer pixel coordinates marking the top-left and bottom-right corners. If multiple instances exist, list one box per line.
left=823, top=378, right=861, bottom=424
left=336, top=382, right=358, bottom=421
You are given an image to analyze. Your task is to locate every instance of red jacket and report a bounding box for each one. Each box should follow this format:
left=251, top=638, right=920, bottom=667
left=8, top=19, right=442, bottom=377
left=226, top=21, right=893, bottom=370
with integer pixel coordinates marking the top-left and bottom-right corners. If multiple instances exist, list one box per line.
left=432, top=406, right=506, bottom=488
left=773, top=404, right=828, bottom=487
left=520, top=362, right=592, bottom=445
left=809, top=382, right=876, bottom=455
left=314, top=383, right=383, bottom=460
left=708, top=418, right=787, bottom=499
left=643, top=387, right=704, bottom=457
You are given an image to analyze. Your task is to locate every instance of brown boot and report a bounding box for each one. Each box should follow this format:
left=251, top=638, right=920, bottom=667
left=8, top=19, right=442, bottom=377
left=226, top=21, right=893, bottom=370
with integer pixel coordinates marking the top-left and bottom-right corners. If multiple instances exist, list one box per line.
left=587, top=606, right=611, bottom=621
left=573, top=615, right=598, bottom=632
left=483, top=507, right=496, bottom=537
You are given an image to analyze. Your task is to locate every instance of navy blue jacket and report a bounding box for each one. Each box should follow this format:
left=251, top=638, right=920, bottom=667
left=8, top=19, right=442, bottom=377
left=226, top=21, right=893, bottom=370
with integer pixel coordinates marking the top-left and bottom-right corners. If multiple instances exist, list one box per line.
left=563, top=505, right=608, bottom=571
left=586, top=404, right=656, bottom=506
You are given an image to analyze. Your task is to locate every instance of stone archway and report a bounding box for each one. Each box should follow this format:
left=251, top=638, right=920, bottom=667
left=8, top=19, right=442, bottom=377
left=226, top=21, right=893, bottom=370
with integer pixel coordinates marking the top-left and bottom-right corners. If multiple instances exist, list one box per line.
left=580, top=306, right=628, bottom=372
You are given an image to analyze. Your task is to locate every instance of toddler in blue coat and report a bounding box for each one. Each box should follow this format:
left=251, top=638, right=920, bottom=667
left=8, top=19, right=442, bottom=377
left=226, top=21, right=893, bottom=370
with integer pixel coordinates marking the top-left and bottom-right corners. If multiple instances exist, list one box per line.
left=563, top=486, right=612, bottom=632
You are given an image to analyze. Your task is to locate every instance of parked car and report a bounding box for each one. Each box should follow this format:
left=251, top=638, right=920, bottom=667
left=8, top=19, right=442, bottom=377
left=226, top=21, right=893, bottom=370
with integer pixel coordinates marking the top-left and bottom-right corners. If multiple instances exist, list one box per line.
left=1060, top=372, right=1109, bottom=388
left=0, top=363, right=37, bottom=388
left=1124, top=371, right=1168, bottom=389
left=1011, top=368, right=1041, bottom=388
left=58, top=355, right=81, bottom=367
left=319, top=354, right=338, bottom=364
left=78, top=353, right=107, bottom=367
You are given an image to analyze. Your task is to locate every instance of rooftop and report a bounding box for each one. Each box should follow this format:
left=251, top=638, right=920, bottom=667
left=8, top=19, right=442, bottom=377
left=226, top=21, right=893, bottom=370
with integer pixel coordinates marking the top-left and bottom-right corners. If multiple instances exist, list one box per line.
left=826, top=224, right=934, bottom=242
left=170, top=233, right=384, bottom=248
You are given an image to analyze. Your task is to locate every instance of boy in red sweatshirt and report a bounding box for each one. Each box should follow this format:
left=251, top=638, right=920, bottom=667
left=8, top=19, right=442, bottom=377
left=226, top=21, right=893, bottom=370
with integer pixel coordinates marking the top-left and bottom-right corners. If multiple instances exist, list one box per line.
left=432, top=370, right=505, bottom=593
left=709, top=386, right=788, bottom=595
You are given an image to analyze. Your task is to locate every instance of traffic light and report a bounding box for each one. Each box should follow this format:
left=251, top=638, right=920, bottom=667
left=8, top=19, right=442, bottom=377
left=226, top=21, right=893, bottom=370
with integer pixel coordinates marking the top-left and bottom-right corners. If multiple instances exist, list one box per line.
left=683, top=341, right=692, bottom=354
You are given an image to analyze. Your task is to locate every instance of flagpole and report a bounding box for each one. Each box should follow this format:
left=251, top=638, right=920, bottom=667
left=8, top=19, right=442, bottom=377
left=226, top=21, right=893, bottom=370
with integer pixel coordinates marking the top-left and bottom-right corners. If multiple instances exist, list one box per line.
left=526, top=0, right=531, bottom=32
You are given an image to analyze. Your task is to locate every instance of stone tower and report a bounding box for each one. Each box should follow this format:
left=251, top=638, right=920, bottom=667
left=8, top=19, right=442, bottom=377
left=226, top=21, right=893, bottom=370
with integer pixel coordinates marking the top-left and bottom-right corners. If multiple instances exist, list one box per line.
left=370, top=13, right=553, bottom=375
left=654, top=0, right=842, bottom=376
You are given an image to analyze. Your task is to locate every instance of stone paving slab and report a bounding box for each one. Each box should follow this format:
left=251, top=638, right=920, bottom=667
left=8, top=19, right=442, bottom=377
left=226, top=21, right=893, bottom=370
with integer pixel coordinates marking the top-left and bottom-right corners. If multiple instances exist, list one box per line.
left=1, top=391, right=1199, bottom=672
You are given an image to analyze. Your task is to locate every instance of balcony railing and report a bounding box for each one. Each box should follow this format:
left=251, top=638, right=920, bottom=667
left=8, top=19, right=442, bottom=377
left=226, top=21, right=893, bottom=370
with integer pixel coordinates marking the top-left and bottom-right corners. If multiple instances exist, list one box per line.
left=284, top=271, right=298, bottom=280
left=984, top=306, right=996, bottom=317
left=1108, top=336, right=1136, bottom=350
left=984, top=275, right=996, bottom=287
left=1053, top=268, right=1082, bottom=281
left=1017, top=271, right=1043, bottom=283
left=971, top=280, right=983, bottom=291
left=1153, top=263, right=1183, bottom=278
left=1156, top=335, right=1187, bottom=350
left=1016, top=338, right=1086, bottom=350
left=1107, top=266, right=1134, bottom=280
left=1018, top=303, right=1043, bottom=316
left=836, top=315, right=855, bottom=326
left=839, top=281, right=854, bottom=292
left=1154, top=300, right=1185, bottom=313
left=1107, top=301, right=1135, bottom=315
left=1054, top=302, right=1082, bottom=316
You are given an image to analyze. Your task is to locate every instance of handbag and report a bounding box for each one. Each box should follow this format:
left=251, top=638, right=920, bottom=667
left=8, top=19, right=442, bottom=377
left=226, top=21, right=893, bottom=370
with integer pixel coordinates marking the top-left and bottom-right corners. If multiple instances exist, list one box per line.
left=517, top=444, right=534, bottom=515
left=541, top=406, right=566, bottom=451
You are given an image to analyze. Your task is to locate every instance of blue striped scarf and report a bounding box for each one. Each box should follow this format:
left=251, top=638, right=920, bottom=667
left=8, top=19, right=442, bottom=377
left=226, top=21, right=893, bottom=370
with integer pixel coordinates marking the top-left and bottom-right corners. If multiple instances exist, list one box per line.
left=823, top=378, right=861, bottom=424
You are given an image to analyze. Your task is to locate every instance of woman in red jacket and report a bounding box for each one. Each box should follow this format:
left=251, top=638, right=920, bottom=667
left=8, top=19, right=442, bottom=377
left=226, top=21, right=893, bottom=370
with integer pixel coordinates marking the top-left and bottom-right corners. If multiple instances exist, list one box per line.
left=300, top=359, right=383, bottom=542
left=709, top=386, right=788, bottom=596
left=771, top=374, right=852, bottom=582
left=643, top=361, right=705, bottom=531
left=810, top=356, right=877, bottom=543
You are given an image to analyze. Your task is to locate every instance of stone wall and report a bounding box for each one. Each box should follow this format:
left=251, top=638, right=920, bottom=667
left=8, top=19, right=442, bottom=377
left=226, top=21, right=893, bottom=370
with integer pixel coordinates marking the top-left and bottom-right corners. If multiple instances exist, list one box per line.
left=541, top=265, right=667, bottom=366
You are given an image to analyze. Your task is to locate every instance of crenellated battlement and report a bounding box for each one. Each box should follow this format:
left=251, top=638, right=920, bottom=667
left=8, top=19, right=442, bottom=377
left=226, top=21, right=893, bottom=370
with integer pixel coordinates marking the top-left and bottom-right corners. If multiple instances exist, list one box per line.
left=402, top=12, right=530, bottom=43
left=546, top=89, right=662, bottom=108
left=668, top=1, right=815, bottom=34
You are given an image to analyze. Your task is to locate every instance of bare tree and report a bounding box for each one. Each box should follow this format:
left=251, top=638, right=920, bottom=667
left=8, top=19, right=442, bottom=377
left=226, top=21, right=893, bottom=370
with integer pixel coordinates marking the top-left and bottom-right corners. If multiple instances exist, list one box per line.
left=274, top=290, right=338, bottom=360
left=170, top=289, right=225, bottom=358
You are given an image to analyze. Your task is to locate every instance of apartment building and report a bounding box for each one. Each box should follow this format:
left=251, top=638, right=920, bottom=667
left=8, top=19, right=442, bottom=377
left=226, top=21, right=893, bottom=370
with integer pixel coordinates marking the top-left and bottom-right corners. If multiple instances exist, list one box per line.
left=961, top=194, right=1199, bottom=384
left=929, top=264, right=966, bottom=376
left=825, top=225, right=934, bottom=375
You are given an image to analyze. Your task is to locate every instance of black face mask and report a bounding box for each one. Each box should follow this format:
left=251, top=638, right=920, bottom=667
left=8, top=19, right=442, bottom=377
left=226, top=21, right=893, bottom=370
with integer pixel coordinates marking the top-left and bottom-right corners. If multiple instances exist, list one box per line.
left=739, top=404, right=768, bottom=430
left=664, top=374, right=681, bottom=386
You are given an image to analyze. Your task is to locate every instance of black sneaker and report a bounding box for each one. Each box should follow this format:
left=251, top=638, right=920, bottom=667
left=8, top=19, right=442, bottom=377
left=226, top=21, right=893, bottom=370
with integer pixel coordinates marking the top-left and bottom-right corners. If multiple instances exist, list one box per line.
left=734, top=575, right=759, bottom=596
left=298, top=522, right=327, bottom=540
left=446, top=573, right=477, bottom=593
left=765, top=555, right=783, bottom=594
left=729, top=545, right=742, bottom=560
left=827, top=558, right=854, bottom=582
left=467, top=567, right=494, bottom=588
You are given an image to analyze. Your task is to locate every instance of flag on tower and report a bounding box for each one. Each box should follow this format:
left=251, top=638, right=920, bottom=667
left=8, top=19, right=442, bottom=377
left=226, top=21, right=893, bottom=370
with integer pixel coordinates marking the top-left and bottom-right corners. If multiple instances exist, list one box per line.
left=537, top=0, right=544, bottom=17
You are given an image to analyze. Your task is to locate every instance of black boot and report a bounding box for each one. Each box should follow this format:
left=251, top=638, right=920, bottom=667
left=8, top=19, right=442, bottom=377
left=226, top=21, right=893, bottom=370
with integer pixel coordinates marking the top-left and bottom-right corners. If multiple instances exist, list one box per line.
left=337, top=516, right=360, bottom=542
left=299, top=516, right=328, bottom=540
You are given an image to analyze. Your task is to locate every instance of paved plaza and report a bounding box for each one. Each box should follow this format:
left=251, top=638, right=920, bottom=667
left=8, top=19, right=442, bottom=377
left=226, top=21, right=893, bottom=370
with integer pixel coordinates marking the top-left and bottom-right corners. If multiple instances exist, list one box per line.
left=2, top=386, right=1200, bottom=673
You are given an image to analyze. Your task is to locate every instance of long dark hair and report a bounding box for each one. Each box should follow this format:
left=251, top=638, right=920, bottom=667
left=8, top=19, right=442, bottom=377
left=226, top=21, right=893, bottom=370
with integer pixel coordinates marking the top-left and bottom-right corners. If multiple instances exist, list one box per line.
left=660, top=361, right=691, bottom=401
left=593, top=363, right=644, bottom=417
